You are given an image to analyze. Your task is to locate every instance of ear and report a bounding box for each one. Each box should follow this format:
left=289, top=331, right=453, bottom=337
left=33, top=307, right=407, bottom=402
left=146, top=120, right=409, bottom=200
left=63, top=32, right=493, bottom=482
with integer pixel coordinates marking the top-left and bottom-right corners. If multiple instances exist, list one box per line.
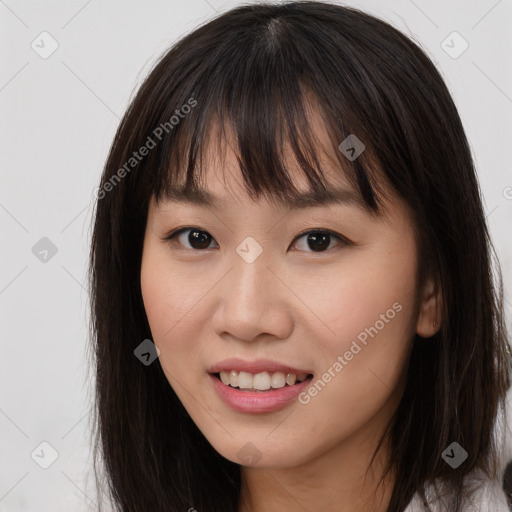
left=416, top=276, right=442, bottom=338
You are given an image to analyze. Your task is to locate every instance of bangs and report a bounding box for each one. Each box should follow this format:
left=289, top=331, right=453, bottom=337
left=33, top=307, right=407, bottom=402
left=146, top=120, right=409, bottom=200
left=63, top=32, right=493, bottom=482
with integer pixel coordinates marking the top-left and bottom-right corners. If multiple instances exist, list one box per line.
left=155, top=89, right=387, bottom=217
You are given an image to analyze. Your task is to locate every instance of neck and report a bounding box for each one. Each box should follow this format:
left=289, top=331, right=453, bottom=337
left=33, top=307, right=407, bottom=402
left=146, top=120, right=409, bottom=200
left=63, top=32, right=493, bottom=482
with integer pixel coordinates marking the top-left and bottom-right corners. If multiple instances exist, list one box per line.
left=238, top=426, right=395, bottom=512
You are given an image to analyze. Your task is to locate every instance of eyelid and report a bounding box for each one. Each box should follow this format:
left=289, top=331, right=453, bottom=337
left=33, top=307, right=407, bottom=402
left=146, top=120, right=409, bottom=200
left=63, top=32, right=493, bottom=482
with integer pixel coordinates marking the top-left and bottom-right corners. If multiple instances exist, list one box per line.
left=161, top=226, right=351, bottom=252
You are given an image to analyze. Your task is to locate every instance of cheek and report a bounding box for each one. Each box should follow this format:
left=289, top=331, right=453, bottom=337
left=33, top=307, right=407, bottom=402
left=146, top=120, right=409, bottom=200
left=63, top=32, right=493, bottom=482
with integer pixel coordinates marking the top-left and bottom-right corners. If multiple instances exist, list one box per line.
left=298, top=242, right=418, bottom=418
left=140, top=245, right=185, bottom=355
left=140, top=243, right=216, bottom=384
left=140, top=256, right=173, bottom=340
left=141, top=243, right=202, bottom=335
left=309, top=247, right=417, bottom=355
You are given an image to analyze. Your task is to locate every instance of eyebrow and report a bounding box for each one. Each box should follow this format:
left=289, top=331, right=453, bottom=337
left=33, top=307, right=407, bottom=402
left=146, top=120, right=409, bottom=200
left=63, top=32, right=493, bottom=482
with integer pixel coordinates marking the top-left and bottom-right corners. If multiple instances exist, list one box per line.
left=161, top=186, right=368, bottom=212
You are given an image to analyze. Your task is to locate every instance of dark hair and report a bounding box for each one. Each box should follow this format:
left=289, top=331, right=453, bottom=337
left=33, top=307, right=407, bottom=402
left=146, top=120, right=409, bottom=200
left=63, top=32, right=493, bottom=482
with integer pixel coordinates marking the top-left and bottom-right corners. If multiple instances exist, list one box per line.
left=87, top=2, right=511, bottom=511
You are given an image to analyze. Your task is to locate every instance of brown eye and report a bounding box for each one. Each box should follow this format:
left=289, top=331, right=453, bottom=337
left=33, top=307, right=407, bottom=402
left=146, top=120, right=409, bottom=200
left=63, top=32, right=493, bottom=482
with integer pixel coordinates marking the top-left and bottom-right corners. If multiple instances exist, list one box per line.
left=292, top=230, right=347, bottom=253
left=164, top=227, right=349, bottom=253
left=165, top=228, right=217, bottom=250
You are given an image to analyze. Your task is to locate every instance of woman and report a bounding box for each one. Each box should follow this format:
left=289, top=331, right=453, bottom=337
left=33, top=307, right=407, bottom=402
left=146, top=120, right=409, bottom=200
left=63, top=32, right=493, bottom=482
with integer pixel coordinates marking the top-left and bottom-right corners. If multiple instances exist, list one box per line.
left=88, top=2, right=512, bottom=510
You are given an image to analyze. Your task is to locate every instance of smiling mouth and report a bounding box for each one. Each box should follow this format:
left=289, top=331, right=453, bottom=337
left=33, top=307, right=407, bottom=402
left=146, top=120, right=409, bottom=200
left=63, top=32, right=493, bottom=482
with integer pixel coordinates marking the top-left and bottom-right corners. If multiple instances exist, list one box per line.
left=212, top=371, right=314, bottom=392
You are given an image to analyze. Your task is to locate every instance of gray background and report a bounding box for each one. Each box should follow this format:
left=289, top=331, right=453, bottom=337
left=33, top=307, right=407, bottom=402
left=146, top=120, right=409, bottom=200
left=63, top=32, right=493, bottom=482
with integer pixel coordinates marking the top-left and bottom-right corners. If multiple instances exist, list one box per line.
left=1, top=0, right=511, bottom=511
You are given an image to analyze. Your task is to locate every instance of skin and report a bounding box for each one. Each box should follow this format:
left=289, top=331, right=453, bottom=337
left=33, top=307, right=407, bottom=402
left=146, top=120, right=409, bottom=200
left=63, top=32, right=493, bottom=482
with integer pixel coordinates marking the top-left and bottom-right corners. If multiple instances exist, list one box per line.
left=140, top=112, right=441, bottom=512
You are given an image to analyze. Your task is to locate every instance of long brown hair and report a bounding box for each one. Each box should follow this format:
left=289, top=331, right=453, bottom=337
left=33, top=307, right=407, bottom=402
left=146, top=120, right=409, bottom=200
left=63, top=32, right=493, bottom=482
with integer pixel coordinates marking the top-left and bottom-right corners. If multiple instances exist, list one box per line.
left=87, top=2, right=511, bottom=510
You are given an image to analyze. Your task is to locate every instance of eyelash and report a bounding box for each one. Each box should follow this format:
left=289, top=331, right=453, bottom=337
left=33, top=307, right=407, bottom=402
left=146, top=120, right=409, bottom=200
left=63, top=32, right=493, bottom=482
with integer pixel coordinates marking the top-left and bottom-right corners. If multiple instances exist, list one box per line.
left=162, top=226, right=350, bottom=253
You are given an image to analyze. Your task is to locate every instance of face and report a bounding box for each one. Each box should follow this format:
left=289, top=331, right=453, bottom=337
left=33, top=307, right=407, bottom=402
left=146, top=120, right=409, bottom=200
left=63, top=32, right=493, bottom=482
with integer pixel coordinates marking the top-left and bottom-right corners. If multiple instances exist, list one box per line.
left=140, top=116, right=434, bottom=471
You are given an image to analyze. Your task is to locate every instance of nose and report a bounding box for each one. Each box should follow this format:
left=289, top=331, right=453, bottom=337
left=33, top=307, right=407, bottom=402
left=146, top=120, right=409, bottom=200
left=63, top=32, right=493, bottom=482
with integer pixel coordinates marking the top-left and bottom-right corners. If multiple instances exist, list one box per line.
left=211, top=250, right=294, bottom=343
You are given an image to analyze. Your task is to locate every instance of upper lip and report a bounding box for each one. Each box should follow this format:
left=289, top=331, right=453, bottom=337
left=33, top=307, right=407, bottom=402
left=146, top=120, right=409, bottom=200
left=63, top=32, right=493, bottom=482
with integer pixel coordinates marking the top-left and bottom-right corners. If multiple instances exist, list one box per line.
left=207, top=358, right=313, bottom=375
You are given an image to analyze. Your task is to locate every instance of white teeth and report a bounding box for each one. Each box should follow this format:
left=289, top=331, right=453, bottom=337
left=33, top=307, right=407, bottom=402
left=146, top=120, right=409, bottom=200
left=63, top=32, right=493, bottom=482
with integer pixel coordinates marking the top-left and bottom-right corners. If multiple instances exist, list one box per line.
left=238, top=371, right=253, bottom=389
left=217, top=369, right=310, bottom=390
left=270, top=372, right=286, bottom=388
left=253, top=372, right=271, bottom=391
left=285, top=373, right=296, bottom=386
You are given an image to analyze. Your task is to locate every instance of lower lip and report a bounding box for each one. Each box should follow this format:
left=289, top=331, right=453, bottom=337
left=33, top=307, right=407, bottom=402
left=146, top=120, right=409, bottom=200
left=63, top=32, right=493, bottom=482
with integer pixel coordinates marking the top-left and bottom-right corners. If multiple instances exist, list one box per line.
left=208, top=373, right=313, bottom=413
